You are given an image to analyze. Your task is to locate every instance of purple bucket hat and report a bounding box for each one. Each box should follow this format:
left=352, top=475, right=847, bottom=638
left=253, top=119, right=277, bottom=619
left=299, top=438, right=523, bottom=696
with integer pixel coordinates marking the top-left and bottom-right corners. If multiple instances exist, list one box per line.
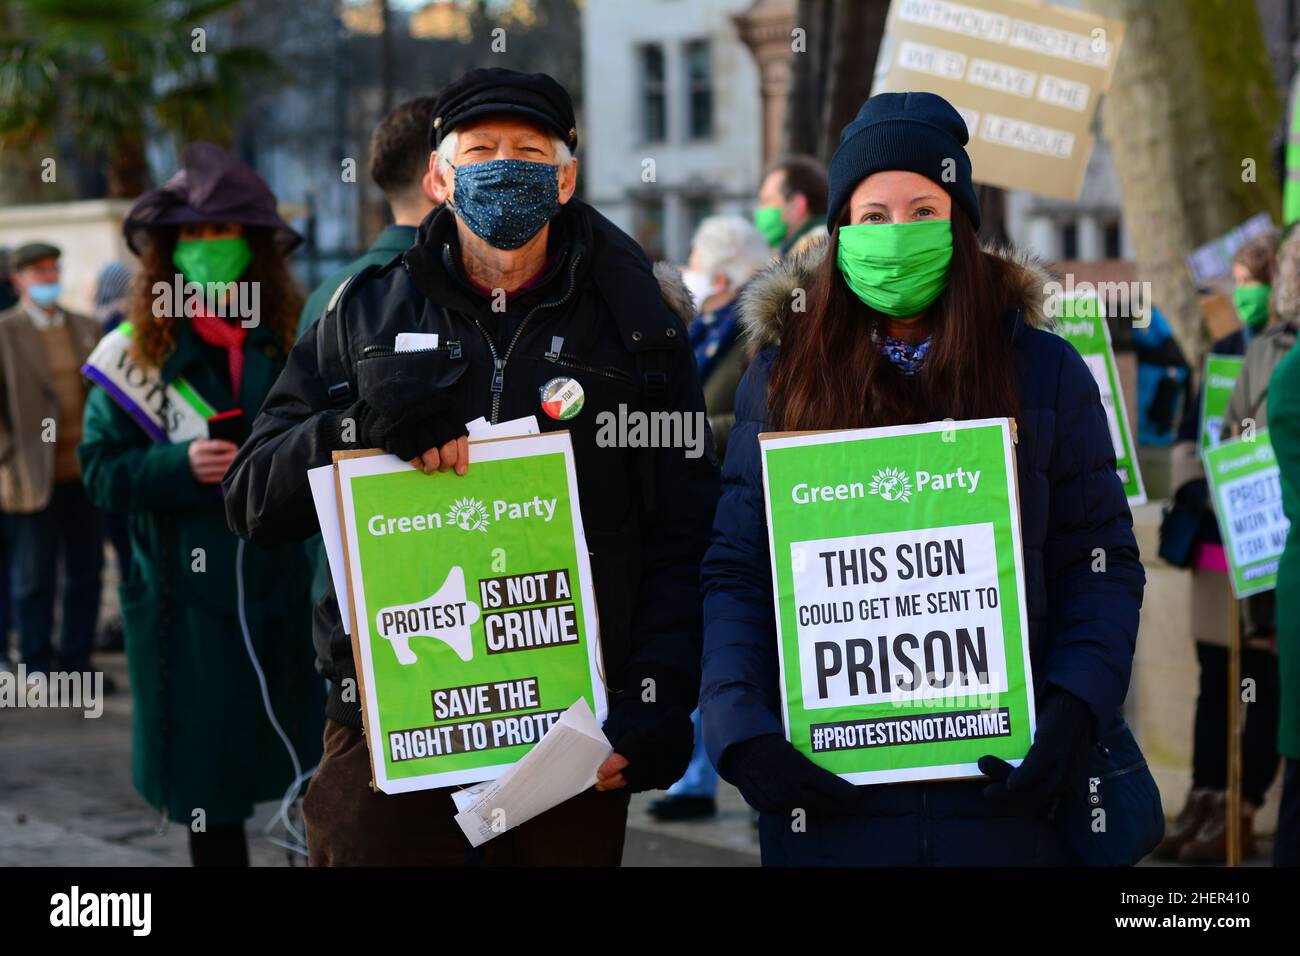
left=122, top=142, right=302, bottom=255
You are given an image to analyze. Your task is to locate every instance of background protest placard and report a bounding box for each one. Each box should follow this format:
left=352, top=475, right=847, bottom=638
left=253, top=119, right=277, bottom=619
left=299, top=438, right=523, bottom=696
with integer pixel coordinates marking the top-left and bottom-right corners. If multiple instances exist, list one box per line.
left=874, top=0, right=1125, bottom=200
left=1203, top=431, right=1289, bottom=598
left=1185, top=212, right=1275, bottom=286
left=335, top=431, right=606, bottom=793
left=1201, top=354, right=1246, bottom=450
left=1054, top=293, right=1146, bottom=504
left=759, top=418, right=1035, bottom=785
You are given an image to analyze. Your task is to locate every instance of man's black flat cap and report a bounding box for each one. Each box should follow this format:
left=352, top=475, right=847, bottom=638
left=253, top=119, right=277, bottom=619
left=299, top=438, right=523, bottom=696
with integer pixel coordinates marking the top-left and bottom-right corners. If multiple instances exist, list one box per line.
left=430, top=68, right=577, bottom=151
left=10, top=242, right=61, bottom=271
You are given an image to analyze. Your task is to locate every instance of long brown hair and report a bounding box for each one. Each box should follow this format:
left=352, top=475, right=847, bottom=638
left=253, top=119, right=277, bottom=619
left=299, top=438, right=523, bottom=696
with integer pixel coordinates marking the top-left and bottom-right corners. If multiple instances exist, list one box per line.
left=127, top=226, right=303, bottom=368
left=768, top=205, right=1022, bottom=431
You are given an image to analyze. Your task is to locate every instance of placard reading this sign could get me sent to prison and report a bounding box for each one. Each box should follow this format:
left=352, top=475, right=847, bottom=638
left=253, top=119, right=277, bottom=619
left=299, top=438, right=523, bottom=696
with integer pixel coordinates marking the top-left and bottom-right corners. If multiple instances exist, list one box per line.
left=759, top=418, right=1035, bottom=785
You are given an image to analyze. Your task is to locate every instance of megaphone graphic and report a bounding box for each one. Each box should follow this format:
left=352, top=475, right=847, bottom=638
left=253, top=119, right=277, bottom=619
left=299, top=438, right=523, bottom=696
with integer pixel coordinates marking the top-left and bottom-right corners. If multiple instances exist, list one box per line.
left=374, top=566, right=481, bottom=665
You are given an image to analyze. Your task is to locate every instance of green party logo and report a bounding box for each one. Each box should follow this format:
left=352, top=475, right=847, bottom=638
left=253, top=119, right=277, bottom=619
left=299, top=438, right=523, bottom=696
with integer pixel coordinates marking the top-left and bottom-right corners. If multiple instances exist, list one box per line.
left=446, top=496, right=491, bottom=532
left=869, top=467, right=913, bottom=503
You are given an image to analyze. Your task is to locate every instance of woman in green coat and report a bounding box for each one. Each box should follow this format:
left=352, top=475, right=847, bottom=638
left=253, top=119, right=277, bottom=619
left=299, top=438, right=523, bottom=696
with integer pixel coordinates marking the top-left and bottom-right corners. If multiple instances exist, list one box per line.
left=1269, top=340, right=1300, bottom=866
left=78, top=143, right=324, bottom=866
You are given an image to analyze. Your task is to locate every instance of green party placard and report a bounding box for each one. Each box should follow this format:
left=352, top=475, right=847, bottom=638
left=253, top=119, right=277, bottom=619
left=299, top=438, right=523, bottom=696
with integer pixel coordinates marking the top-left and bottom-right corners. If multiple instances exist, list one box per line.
left=759, top=418, right=1036, bottom=785
left=335, top=432, right=606, bottom=793
left=1200, top=354, right=1245, bottom=450
left=1203, top=431, right=1289, bottom=598
left=1055, top=294, right=1147, bottom=504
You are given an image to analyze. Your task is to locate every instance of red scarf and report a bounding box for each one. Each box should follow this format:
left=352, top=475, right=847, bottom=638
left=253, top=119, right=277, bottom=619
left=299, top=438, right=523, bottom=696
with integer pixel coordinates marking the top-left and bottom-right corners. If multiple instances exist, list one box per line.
left=189, top=312, right=248, bottom=397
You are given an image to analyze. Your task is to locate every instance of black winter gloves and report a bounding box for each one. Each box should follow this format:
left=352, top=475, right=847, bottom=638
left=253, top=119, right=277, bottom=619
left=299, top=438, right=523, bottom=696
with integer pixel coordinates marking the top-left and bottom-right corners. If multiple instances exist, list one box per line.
left=721, top=733, right=863, bottom=816
left=343, top=371, right=468, bottom=461
left=979, top=687, right=1093, bottom=810
left=601, top=666, right=695, bottom=793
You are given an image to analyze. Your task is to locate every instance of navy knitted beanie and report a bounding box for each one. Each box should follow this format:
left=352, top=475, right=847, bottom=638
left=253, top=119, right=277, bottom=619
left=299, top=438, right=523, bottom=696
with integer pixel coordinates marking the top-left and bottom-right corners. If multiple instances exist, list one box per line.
left=826, top=91, right=981, bottom=231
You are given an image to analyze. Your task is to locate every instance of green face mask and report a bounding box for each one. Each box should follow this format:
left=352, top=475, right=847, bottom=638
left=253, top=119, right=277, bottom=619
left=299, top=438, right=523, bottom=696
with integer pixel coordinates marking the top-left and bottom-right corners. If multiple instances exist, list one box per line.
left=836, top=219, right=953, bottom=317
left=172, top=236, right=252, bottom=286
left=1233, top=282, right=1271, bottom=331
left=754, top=206, right=788, bottom=248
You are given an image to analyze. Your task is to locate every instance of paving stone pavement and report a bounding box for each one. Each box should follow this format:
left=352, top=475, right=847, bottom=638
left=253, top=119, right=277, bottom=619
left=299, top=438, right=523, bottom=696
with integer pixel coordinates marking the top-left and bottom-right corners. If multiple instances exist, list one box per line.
left=5, top=651, right=1278, bottom=867
left=0, top=651, right=758, bottom=867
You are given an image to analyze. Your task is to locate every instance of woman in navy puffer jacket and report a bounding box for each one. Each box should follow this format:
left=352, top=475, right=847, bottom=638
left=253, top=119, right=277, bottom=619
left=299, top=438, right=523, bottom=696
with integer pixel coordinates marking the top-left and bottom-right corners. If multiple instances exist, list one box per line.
left=699, top=91, right=1145, bottom=866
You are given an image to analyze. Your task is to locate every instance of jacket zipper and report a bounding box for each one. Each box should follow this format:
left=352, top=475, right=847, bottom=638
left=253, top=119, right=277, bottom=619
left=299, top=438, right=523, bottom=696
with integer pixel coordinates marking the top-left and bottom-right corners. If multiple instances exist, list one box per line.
left=469, top=252, right=584, bottom=424
left=546, top=352, right=634, bottom=385
left=360, top=342, right=463, bottom=359
left=1098, top=759, right=1147, bottom=783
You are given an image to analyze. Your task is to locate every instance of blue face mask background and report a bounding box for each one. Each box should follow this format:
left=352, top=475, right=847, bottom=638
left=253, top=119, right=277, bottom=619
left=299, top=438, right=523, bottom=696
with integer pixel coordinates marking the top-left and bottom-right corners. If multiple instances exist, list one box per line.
left=449, top=158, right=561, bottom=250
left=28, top=282, right=62, bottom=306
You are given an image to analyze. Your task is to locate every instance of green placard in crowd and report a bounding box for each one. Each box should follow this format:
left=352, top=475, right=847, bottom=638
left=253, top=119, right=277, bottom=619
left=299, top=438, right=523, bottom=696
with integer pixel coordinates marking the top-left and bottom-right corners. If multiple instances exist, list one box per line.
left=1203, top=430, right=1289, bottom=598
left=335, top=432, right=606, bottom=793
left=758, top=418, right=1035, bottom=785
left=1054, top=294, right=1147, bottom=505
left=1200, top=354, right=1245, bottom=450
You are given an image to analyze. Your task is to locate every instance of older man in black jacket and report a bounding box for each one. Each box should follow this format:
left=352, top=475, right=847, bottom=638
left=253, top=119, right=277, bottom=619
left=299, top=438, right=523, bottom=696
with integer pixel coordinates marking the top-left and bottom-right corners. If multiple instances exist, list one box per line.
left=223, top=68, right=719, bottom=865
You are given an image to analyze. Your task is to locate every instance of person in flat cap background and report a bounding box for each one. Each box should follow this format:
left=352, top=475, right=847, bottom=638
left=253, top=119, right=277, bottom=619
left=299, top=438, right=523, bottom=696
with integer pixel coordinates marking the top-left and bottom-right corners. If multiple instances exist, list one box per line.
left=0, top=241, right=104, bottom=680
left=224, top=67, right=720, bottom=866
left=78, top=142, right=324, bottom=867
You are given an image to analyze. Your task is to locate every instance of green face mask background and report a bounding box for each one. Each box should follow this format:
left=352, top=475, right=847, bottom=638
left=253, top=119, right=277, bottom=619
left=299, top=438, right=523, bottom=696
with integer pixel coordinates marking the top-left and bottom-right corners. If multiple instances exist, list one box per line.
left=172, top=236, right=253, bottom=287
left=754, top=206, right=788, bottom=247
left=836, top=219, right=953, bottom=318
left=1233, top=282, right=1271, bottom=331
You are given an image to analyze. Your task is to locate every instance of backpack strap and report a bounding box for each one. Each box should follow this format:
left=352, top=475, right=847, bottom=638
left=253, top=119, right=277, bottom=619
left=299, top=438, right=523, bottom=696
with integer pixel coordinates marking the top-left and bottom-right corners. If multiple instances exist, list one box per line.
left=315, top=263, right=384, bottom=408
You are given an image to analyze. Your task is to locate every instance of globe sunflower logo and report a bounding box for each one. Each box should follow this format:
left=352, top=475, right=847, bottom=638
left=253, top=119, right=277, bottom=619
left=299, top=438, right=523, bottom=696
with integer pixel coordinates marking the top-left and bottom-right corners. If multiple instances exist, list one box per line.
left=868, top=467, right=913, bottom=503
left=446, top=496, right=490, bottom=532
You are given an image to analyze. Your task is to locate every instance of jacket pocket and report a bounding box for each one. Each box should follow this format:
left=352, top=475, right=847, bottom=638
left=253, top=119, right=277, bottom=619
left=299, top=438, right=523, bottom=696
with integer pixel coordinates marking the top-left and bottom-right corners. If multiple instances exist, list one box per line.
left=354, top=343, right=468, bottom=402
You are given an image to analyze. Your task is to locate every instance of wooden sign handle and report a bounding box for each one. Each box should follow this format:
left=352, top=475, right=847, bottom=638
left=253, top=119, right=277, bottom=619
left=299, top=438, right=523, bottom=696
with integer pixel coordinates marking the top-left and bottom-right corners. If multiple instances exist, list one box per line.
left=1226, top=593, right=1243, bottom=867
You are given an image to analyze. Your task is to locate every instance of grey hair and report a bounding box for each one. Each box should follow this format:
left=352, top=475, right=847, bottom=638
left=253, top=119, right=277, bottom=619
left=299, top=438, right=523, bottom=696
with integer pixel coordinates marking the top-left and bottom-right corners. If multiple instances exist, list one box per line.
left=690, top=214, right=772, bottom=292
left=435, top=129, right=575, bottom=173
left=1272, top=229, right=1300, bottom=321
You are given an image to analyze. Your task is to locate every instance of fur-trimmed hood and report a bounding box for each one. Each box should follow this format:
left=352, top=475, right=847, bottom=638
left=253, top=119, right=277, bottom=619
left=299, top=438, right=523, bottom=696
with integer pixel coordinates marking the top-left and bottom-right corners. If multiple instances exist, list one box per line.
left=653, top=260, right=697, bottom=326
left=737, top=235, right=1057, bottom=351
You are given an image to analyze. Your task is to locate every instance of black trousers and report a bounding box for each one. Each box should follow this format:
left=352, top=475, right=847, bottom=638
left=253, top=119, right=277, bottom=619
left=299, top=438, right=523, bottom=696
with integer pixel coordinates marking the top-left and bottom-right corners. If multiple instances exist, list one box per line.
left=1192, top=642, right=1280, bottom=806
left=1276, top=759, right=1300, bottom=866
left=302, top=720, right=629, bottom=866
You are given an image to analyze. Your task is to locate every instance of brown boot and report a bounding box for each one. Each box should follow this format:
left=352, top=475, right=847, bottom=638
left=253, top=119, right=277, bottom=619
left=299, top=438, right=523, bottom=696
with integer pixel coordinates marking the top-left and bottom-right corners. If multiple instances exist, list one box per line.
left=1153, top=789, right=1216, bottom=861
left=1177, top=795, right=1259, bottom=863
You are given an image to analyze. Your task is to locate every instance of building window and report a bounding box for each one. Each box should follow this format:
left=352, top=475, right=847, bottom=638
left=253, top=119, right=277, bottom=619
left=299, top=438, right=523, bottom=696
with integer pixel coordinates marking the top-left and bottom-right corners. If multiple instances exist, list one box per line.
left=639, top=44, right=667, bottom=143
left=1061, top=221, right=1079, bottom=260
left=684, top=39, right=713, bottom=140
left=684, top=195, right=714, bottom=254
left=1104, top=219, right=1122, bottom=259
left=681, top=195, right=712, bottom=239
left=634, top=196, right=666, bottom=261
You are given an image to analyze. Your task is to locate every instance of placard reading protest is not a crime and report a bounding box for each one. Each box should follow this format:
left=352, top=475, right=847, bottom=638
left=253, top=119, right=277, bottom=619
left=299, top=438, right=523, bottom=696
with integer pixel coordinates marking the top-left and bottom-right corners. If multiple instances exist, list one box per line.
left=335, top=432, right=606, bottom=793
left=760, top=419, right=1035, bottom=785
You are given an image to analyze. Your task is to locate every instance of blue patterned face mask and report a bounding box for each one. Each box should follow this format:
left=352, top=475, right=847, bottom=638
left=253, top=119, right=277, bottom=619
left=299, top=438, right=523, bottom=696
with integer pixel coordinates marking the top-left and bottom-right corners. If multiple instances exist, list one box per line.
left=449, top=158, right=561, bottom=250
